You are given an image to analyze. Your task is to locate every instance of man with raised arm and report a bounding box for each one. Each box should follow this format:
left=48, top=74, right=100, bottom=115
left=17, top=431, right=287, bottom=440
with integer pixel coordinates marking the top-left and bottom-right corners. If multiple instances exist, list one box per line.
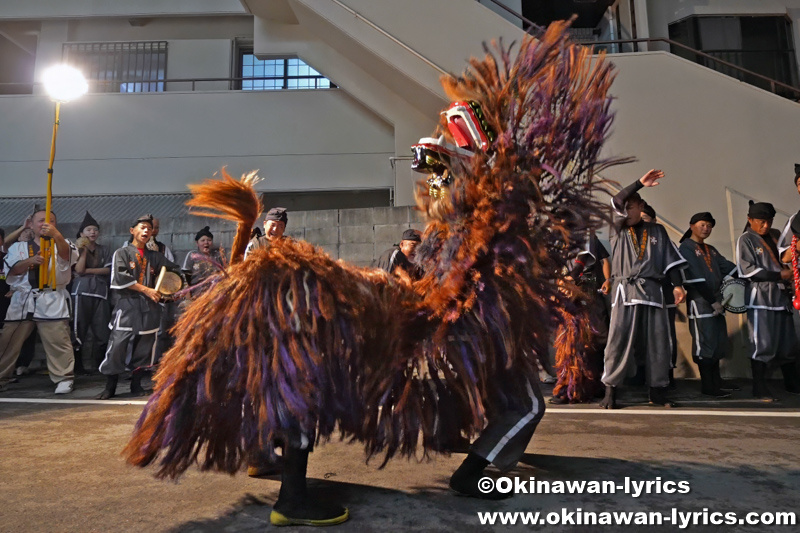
left=0, top=210, right=78, bottom=394
left=601, top=170, right=687, bottom=409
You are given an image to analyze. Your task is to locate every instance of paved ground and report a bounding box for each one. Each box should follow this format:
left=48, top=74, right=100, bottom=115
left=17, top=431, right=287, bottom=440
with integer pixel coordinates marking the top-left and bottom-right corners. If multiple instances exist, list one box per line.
left=1, top=374, right=799, bottom=532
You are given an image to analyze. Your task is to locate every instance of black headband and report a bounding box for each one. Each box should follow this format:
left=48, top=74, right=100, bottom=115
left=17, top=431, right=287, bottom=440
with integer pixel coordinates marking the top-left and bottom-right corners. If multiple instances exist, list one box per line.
left=690, top=212, right=715, bottom=226
left=680, top=212, right=716, bottom=243
left=747, top=201, right=775, bottom=221
left=195, top=226, right=213, bottom=241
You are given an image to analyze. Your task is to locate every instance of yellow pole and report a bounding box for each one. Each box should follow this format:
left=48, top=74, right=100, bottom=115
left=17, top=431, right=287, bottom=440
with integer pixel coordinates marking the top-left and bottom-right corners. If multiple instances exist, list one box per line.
left=39, top=101, right=60, bottom=290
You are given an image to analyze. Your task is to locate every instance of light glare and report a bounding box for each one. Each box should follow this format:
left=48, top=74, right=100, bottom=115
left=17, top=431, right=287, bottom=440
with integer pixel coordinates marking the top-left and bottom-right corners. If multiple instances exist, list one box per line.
left=43, top=65, right=88, bottom=102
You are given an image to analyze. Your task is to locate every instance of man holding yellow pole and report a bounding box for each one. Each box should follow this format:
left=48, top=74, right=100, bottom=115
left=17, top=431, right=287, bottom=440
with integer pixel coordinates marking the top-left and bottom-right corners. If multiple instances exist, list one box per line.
left=0, top=65, right=87, bottom=394
left=0, top=209, right=78, bottom=394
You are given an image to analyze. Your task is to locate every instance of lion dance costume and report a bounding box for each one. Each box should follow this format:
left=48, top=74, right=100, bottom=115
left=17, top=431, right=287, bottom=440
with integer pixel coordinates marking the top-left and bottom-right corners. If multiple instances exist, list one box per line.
left=124, top=21, right=627, bottom=525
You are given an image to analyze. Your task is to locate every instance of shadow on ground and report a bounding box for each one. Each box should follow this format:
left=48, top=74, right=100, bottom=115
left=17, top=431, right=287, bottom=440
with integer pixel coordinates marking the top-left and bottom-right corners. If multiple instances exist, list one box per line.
left=168, top=454, right=800, bottom=532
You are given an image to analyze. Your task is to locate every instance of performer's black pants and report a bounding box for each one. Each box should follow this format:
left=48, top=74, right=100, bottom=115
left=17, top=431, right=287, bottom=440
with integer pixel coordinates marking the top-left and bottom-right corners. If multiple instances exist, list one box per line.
left=470, top=376, right=545, bottom=471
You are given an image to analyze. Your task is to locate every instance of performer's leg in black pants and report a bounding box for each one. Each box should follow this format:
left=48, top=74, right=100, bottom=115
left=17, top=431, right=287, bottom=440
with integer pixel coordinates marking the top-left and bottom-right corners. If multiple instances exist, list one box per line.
left=270, top=429, right=349, bottom=526
left=450, top=375, right=545, bottom=499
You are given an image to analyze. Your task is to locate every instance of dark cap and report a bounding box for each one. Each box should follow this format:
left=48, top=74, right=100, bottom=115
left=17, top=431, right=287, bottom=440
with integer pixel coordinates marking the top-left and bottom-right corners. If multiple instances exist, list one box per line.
left=680, top=212, right=716, bottom=242
left=132, top=214, right=154, bottom=228
left=401, top=229, right=422, bottom=242
left=195, top=226, right=213, bottom=241
left=690, top=212, right=715, bottom=226
left=747, top=201, right=776, bottom=221
left=641, top=202, right=656, bottom=220
left=265, top=207, right=288, bottom=226
left=77, top=211, right=99, bottom=238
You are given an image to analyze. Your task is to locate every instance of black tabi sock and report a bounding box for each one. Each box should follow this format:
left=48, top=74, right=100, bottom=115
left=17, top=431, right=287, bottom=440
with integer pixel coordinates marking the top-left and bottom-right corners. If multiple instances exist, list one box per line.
left=96, top=374, right=118, bottom=400
left=449, top=453, right=511, bottom=500
left=273, top=447, right=346, bottom=520
left=130, top=370, right=149, bottom=395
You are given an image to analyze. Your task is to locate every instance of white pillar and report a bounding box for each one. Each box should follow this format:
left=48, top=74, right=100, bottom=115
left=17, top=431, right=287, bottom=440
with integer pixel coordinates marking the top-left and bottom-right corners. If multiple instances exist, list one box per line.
left=633, top=0, right=650, bottom=51
left=33, top=21, right=70, bottom=95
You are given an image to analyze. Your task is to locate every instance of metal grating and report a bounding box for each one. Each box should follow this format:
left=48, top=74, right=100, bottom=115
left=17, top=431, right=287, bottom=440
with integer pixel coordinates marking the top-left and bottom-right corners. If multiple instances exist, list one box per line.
left=0, top=193, right=191, bottom=227
left=62, top=41, right=167, bottom=93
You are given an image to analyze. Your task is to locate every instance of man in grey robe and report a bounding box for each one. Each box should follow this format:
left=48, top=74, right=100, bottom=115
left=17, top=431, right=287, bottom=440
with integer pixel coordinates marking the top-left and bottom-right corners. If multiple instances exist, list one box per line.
left=740, top=202, right=800, bottom=400
left=678, top=212, right=737, bottom=397
left=97, top=214, right=183, bottom=400
left=601, top=170, right=687, bottom=409
left=72, top=211, right=112, bottom=374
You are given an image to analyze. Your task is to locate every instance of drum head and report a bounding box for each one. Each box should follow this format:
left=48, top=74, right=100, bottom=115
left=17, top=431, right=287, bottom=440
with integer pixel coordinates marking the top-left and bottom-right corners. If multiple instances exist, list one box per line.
left=158, top=272, right=183, bottom=295
left=721, top=278, right=747, bottom=314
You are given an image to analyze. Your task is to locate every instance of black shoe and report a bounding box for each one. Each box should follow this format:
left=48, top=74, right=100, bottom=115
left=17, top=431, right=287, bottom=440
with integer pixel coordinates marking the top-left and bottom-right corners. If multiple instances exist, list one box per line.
left=751, top=360, right=779, bottom=402
left=781, top=363, right=800, bottom=395
left=448, top=453, right=512, bottom=500
left=649, top=387, right=677, bottom=407
left=130, top=369, right=152, bottom=396
left=549, top=395, right=569, bottom=405
left=699, top=360, right=731, bottom=398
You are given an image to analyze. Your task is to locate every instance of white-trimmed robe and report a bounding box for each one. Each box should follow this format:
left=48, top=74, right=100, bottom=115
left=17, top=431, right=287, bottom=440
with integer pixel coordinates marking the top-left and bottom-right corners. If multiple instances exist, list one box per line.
left=737, top=229, right=797, bottom=364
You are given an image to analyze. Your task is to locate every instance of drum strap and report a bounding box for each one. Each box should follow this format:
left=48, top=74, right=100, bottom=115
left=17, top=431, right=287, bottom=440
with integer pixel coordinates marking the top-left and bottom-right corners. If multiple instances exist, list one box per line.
left=756, top=233, right=781, bottom=269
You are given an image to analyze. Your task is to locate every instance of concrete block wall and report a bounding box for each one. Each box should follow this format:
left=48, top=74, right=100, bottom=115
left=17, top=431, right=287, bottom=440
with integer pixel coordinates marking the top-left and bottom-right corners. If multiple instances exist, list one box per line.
left=3, top=206, right=741, bottom=379
left=67, top=206, right=426, bottom=269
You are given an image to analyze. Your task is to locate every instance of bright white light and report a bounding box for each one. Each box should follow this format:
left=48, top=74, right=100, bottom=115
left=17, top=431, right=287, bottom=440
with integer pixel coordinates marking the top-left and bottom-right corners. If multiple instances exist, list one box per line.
left=43, top=65, right=88, bottom=102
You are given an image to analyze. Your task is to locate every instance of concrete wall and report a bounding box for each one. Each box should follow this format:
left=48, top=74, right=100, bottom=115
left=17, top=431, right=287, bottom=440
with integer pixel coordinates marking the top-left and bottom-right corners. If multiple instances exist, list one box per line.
left=29, top=16, right=252, bottom=93
left=603, top=50, right=800, bottom=378
left=641, top=0, right=800, bottom=74
left=477, top=0, right=523, bottom=28
left=8, top=201, right=752, bottom=378
left=0, top=0, right=246, bottom=19
left=0, top=30, right=34, bottom=94
left=45, top=206, right=427, bottom=272
left=604, top=50, right=800, bottom=255
left=0, top=89, right=394, bottom=196
left=248, top=0, right=527, bottom=205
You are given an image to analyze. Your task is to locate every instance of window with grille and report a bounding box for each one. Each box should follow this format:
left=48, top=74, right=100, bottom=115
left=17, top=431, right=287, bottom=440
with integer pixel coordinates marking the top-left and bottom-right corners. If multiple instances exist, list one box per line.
left=238, top=52, right=334, bottom=90
left=668, top=16, right=799, bottom=97
left=62, top=42, right=167, bottom=93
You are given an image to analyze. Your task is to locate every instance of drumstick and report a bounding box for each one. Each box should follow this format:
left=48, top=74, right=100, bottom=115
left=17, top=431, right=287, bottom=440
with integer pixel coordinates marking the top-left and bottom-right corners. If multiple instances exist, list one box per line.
left=154, top=266, right=167, bottom=293
left=722, top=291, right=734, bottom=307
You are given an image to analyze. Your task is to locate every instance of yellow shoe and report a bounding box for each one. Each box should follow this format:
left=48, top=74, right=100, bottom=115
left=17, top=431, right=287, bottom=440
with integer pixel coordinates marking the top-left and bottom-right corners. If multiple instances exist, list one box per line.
left=269, top=508, right=350, bottom=527
left=246, top=460, right=281, bottom=477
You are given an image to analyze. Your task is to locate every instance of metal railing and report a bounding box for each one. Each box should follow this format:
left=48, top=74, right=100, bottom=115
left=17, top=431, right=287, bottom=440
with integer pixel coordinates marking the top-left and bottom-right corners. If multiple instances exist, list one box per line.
left=0, top=75, right=340, bottom=93
left=329, top=0, right=449, bottom=76
left=588, top=38, right=800, bottom=99
left=479, top=0, right=800, bottom=101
